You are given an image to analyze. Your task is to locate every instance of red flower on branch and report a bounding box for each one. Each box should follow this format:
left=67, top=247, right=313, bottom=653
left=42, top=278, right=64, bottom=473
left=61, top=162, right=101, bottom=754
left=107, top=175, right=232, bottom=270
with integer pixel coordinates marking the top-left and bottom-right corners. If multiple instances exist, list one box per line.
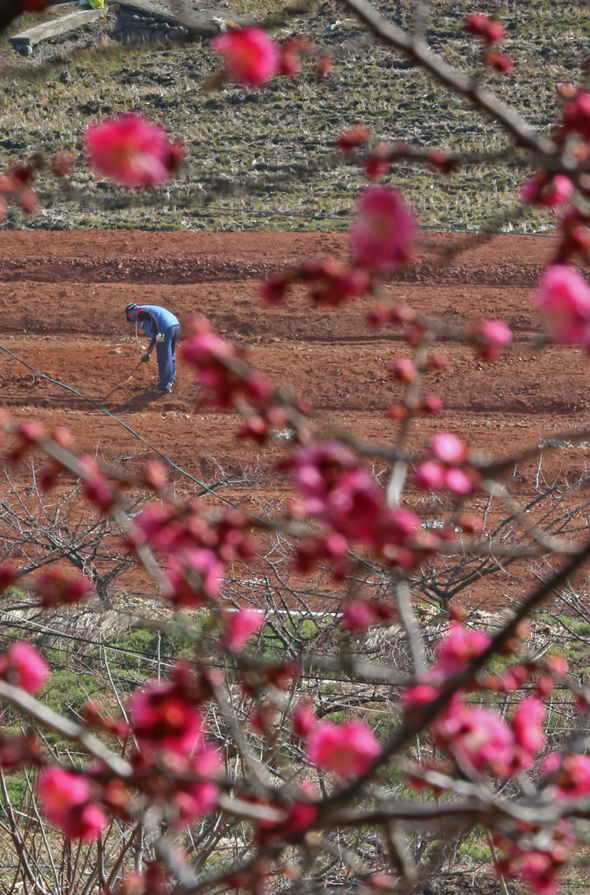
left=212, top=28, right=280, bottom=86
left=306, top=719, right=381, bottom=778
left=350, top=186, right=417, bottom=271
left=85, top=114, right=184, bottom=188
left=0, top=642, right=49, bottom=694
left=38, top=767, right=107, bottom=841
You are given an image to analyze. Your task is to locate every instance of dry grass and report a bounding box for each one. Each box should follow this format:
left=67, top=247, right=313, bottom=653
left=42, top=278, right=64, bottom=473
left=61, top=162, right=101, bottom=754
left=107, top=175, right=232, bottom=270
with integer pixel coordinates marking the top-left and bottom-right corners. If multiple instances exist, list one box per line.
left=0, top=0, right=583, bottom=228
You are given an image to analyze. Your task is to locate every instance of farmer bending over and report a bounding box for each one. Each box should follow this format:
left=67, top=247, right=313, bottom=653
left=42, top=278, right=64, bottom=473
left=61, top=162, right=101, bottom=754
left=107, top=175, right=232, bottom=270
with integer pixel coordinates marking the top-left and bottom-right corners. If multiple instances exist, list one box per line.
left=125, top=303, right=180, bottom=394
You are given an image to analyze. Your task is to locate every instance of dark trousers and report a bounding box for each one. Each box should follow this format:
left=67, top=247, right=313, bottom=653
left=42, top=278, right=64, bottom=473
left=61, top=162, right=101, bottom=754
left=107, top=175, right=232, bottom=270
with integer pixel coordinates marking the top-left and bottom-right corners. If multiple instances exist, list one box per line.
left=156, top=324, right=180, bottom=391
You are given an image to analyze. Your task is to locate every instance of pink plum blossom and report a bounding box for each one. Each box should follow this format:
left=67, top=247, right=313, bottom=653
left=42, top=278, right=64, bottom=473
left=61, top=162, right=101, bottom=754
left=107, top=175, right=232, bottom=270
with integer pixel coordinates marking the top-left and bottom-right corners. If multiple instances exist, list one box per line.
left=552, top=754, right=590, bottom=800
left=401, top=683, right=439, bottom=712
left=290, top=442, right=422, bottom=562
left=341, top=599, right=379, bottom=632
left=172, top=747, right=220, bottom=826
left=212, top=28, right=280, bottom=86
left=444, top=466, right=474, bottom=496
left=77, top=456, right=117, bottom=513
left=436, top=704, right=515, bottom=776
left=520, top=173, right=574, bottom=208
left=222, top=607, right=265, bottom=652
left=38, top=767, right=107, bottom=841
left=512, top=697, right=545, bottom=756
left=306, top=719, right=381, bottom=779
left=516, top=850, right=562, bottom=895
left=292, top=701, right=317, bottom=737
left=432, top=432, right=466, bottom=465
left=534, top=264, right=590, bottom=346
left=475, top=319, right=513, bottom=360
left=256, top=799, right=318, bottom=844
left=34, top=568, right=93, bottom=608
left=414, top=460, right=446, bottom=492
left=436, top=622, right=491, bottom=675
left=85, top=114, right=182, bottom=188
left=561, top=90, right=590, bottom=139
left=390, top=358, right=417, bottom=382
left=341, top=599, right=395, bottom=633
left=350, top=186, right=417, bottom=270
left=464, top=12, right=505, bottom=43
left=165, top=549, right=225, bottom=608
left=174, top=782, right=218, bottom=827
left=0, top=642, right=49, bottom=694
left=0, top=562, right=17, bottom=593
left=128, top=678, right=206, bottom=756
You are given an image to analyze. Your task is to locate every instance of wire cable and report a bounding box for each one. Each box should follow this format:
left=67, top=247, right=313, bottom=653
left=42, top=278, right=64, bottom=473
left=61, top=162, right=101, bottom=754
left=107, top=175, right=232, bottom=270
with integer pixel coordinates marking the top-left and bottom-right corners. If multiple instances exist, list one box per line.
left=0, top=341, right=269, bottom=523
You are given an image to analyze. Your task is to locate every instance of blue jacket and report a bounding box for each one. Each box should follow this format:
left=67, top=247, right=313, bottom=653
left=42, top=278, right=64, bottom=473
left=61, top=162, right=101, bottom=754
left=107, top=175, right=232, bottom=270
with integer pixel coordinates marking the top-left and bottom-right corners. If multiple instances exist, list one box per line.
left=131, top=305, right=179, bottom=346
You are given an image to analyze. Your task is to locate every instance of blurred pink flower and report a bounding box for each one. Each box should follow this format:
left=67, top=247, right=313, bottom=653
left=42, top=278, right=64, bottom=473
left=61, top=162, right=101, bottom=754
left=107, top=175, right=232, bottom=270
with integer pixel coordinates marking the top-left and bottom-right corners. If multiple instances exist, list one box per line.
left=432, top=432, right=466, bottom=464
left=223, top=607, right=265, bottom=652
left=561, top=90, right=590, bottom=140
left=292, top=700, right=317, bottom=737
left=520, top=173, right=573, bottom=208
left=35, top=568, right=93, bottom=608
left=78, top=456, right=117, bottom=513
left=464, top=12, right=505, bottom=43
left=85, top=114, right=180, bottom=188
left=552, top=753, right=590, bottom=800
left=38, top=767, right=106, bottom=840
left=516, top=850, right=562, bottom=895
left=172, top=744, right=221, bottom=826
left=341, top=599, right=378, bottom=632
left=444, top=466, right=473, bottom=496
left=512, top=697, right=545, bottom=756
left=534, top=264, right=590, bottom=345
left=437, top=704, right=514, bottom=776
left=174, top=782, right=218, bottom=827
left=129, top=679, right=206, bottom=756
left=414, top=460, right=446, bottom=492
left=213, top=28, right=280, bottom=86
left=390, top=358, right=417, bottom=382
left=0, top=642, right=49, bottom=694
left=350, top=186, right=417, bottom=270
left=436, top=622, right=491, bottom=675
left=475, top=319, right=513, bottom=361
left=306, top=719, right=381, bottom=778
left=165, top=548, right=225, bottom=608
left=401, top=683, right=439, bottom=711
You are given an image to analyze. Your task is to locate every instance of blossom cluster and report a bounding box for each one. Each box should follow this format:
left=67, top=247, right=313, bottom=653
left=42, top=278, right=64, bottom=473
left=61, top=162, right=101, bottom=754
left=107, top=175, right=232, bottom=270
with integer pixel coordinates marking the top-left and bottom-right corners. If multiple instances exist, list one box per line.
left=260, top=185, right=417, bottom=309
left=35, top=661, right=224, bottom=839
left=464, top=12, right=514, bottom=73
left=534, top=264, right=590, bottom=349
left=212, top=28, right=310, bottom=85
left=180, top=315, right=298, bottom=444
left=85, top=114, right=186, bottom=189
left=400, top=622, right=588, bottom=894
left=414, top=432, right=477, bottom=496
left=129, top=498, right=249, bottom=603
left=288, top=441, right=443, bottom=574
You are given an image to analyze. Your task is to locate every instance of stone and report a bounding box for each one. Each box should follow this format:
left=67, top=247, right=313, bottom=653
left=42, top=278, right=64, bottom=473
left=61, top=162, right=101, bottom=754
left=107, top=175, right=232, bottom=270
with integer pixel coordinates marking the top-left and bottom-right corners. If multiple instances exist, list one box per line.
left=9, top=7, right=108, bottom=51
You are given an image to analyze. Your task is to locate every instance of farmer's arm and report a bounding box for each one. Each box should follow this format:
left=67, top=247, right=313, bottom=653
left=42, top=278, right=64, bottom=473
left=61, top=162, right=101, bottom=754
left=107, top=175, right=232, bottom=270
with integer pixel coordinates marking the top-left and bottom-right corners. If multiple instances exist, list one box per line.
left=136, top=310, right=159, bottom=352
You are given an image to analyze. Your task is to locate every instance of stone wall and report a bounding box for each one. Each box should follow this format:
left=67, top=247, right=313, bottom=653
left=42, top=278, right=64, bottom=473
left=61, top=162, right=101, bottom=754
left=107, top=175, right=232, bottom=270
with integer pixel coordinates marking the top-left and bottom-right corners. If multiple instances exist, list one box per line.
left=112, top=3, right=188, bottom=44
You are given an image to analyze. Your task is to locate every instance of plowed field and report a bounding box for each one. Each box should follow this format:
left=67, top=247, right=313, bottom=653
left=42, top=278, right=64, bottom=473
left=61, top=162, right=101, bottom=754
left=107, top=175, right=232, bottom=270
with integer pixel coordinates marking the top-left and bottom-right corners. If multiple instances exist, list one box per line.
left=1, top=230, right=587, bottom=476
left=3, top=228, right=590, bottom=610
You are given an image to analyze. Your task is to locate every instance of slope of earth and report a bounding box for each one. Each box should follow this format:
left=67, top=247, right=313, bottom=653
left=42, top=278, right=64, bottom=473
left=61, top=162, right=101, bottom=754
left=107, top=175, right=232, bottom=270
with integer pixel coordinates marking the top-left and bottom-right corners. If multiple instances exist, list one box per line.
left=0, top=0, right=588, bottom=231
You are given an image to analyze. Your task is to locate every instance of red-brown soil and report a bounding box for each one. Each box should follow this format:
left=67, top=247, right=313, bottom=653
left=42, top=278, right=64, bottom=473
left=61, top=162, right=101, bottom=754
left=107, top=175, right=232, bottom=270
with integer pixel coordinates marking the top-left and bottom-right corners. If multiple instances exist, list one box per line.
left=1, top=230, right=589, bottom=605
left=0, top=230, right=586, bottom=468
